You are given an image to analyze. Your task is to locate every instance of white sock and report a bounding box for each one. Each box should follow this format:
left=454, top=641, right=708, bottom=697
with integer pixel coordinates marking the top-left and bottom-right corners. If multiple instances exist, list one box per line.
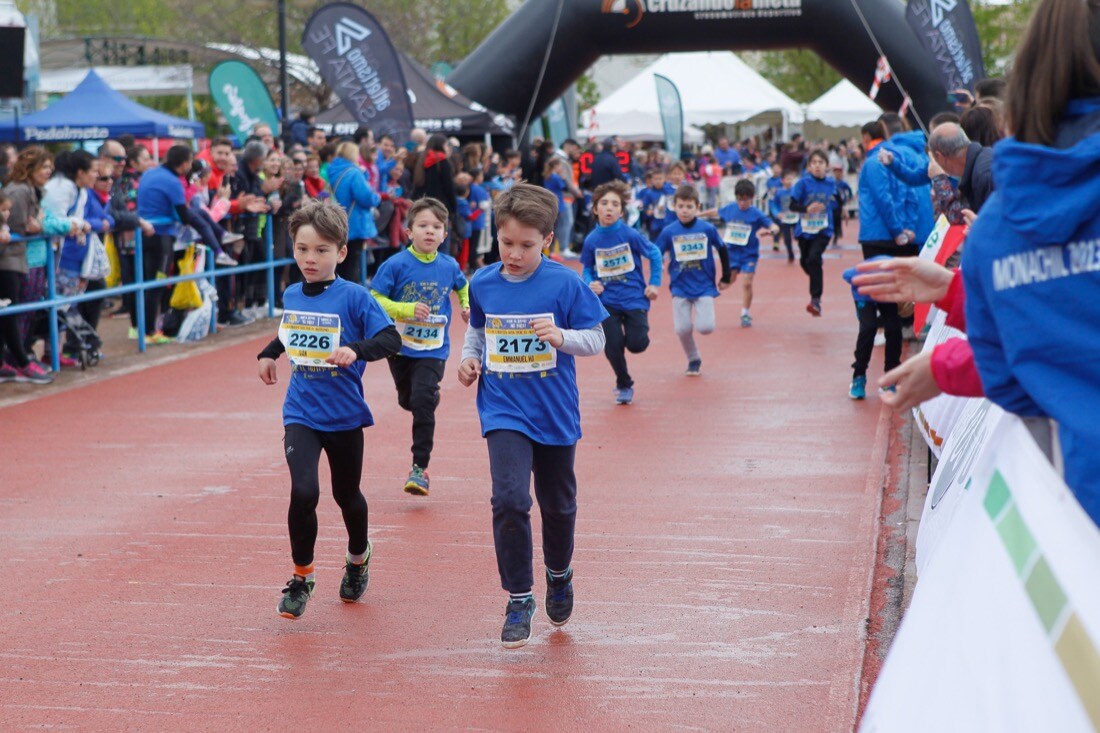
left=741, top=308, right=750, bottom=317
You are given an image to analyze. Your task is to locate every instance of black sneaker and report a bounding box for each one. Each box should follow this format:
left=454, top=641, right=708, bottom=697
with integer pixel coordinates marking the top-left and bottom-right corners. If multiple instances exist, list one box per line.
left=339, top=541, right=372, bottom=602
left=545, top=568, right=574, bottom=626
left=278, top=575, right=315, bottom=619
left=219, top=310, right=253, bottom=328
left=500, top=596, right=536, bottom=649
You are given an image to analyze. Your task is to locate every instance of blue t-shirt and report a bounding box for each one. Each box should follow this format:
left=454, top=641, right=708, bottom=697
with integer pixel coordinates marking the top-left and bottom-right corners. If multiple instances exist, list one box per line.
left=790, top=173, right=838, bottom=239
left=714, top=147, right=741, bottom=169
left=770, top=186, right=794, bottom=222
left=544, top=173, right=567, bottom=209
left=580, top=221, right=660, bottom=312
left=655, top=218, right=726, bottom=299
left=371, top=248, right=467, bottom=361
left=469, top=183, right=490, bottom=232
left=637, top=184, right=675, bottom=235
left=716, top=204, right=773, bottom=255
left=280, top=278, right=393, bottom=432
left=469, top=259, right=608, bottom=446
left=136, top=165, right=186, bottom=235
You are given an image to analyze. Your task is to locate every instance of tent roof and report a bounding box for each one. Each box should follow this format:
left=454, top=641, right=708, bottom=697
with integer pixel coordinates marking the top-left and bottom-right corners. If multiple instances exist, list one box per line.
left=0, top=70, right=204, bottom=142
left=592, top=52, right=805, bottom=136
left=39, top=65, right=195, bottom=96
left=805, top=79, right=883, bottom=128
left=317, top=54, right=513, bottom=138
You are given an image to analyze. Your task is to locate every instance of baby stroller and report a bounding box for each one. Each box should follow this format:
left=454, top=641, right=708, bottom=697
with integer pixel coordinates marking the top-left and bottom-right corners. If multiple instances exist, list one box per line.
left=59, top=307, right=103, bottom=369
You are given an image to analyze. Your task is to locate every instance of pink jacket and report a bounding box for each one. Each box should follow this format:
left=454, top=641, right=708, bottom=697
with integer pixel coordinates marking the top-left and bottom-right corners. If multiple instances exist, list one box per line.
left=929, top=270, right=984, bottom=397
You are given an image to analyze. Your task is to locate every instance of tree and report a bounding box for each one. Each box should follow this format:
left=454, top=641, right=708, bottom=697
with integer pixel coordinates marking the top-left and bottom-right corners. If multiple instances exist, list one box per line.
left=740, top=50, right=841, bottom=104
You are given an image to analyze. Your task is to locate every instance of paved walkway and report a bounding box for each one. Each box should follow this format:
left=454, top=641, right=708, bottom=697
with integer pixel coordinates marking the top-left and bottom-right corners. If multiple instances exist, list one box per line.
left=2, top=240, right=890, bottom=730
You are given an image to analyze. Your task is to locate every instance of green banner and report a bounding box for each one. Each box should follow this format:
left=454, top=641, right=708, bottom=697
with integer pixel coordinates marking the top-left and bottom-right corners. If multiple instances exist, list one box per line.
left=209, top=61, right=279, bottom=141
left=654, top=74, right=683, bottom=162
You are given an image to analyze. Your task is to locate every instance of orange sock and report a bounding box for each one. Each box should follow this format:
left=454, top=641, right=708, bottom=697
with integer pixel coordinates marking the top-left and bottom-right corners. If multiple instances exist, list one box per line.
left=294, top=563, right=314, bottom=578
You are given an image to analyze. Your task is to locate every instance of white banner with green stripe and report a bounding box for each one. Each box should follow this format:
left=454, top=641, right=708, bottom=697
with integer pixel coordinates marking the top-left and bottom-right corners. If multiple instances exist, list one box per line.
left=862, top=415, right=1100, bottom=732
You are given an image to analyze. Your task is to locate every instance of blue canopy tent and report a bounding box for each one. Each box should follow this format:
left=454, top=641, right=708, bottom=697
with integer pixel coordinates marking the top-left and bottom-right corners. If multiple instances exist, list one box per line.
left=0, top=70, right=204, bottom=144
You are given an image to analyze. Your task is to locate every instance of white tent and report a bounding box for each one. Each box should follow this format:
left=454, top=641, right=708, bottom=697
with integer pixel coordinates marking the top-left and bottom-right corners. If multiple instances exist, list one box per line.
left=40, top=66, right=195, bottom=96
left=591, top=52, right=804, bottom=142
left=805, top=79, right=883, bottom=128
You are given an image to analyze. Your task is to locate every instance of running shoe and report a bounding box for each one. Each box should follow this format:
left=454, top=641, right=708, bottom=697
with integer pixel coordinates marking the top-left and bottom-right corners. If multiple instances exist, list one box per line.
left=615, top=386, right=634, bottom=405
left=806, top=300, right=822, bottom=317
left=0, top=297, right=10, bottom=308
left=741, top=314, right=752, bottom=328
left=221, top=231, right=244, bottom=245
left=214, top=251, right=239, bottom=267
left=15, top=361, right=53, bottom=384
left=404, top=465, right=429, bottom=496
left=880, top=385, right=898, bottom=395
left=219, top=311, right=253, bottom=328
left=339, top=540, right=373, bottom=602
left=278, top=575, right=315, bottom=619
left=501, top=596, right=537, bottom=649
left=0, top=363, right=16, bottom=382
left=545, top=569, right=574, bottom=627
left=849, top=376, right=867, bottom=400
left=685, top=359, right=702, bottom=377
left=148, top=332, right=173, bottom=345
left=53, top=353, right=79, bottom=368
left=127, top=326, right=139, bottom=340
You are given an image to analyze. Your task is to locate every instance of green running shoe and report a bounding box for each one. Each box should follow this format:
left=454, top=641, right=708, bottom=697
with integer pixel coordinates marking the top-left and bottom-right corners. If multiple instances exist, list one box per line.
left=278, top=575, right=315, bottom=619
left=340, top=541, right=373, bottom=602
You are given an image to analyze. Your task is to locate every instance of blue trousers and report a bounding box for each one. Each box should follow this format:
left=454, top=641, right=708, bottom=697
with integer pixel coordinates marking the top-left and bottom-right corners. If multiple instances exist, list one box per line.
left=487, top=430, right=577, bottom=594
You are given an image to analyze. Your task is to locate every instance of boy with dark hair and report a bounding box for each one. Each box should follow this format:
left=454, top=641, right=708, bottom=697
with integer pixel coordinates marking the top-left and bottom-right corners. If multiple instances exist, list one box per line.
left=637, top=166, right=675, bottom=241
left=257, top=200, right=401, bottom=619
left=370, top=197, right=470, bottom=496
left=458, top=183, right=608, bottom=648
left=704, top=179, right=779, bottom=328
left=789, top=150, right=838, bottom=316
left=581, top=180, right=662, bottom=404
left=654, top=185, right=731, bottom=375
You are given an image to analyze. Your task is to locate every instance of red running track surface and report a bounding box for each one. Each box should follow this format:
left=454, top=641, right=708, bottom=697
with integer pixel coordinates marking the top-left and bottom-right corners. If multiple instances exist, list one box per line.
left=2, top=243, right=890, bottom=730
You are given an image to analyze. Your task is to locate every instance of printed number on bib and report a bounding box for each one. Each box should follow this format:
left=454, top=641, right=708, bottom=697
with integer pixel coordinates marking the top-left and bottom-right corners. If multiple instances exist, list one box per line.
left=673, top=233, right=708, bottom=263
left=723, top=223, right=752, bottom=247
left=778, top=211, right=799, bottom=225
left=595, top=243, right=636, bottom=279
left=485, top=313, right=557, bottom=374
left=397, top=313, right=448, bottom=351
left=801, top=211, right=828, bottom=234
left=279, top=310, right=340, bottom=366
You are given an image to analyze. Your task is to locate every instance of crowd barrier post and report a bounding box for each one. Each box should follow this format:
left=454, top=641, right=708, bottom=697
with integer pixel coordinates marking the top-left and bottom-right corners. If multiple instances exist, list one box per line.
left=204, top=244, right=218, bottom=335
left=265, top=220, right=276, bottom=320
left=44, top=240, right=60, bottom=374
left=360, top=248, right=368, bottom=287
left=134, top=228, right=146, bottom=354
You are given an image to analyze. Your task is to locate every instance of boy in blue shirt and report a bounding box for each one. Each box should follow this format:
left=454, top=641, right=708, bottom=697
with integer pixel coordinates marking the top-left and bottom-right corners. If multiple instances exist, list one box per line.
left=581, top=180, right=663, bottom=404
left=370, top=198, right=470, bottom=496
left=789, top=150, right=838, bottom=316
left=458, top=183, right=608, bottom=649
left=654, top=185, right=731, bottom=376
left=257, top=200, right=401, bottom=620
left=705, top=179, right=780, bottom=328
left=832, top=164, right=854, bottom=245
left=637, top=167, right=675, bottom=241
left=769, top=170, right=799, bottom=262
left=468, top=167, right=491, bottom=270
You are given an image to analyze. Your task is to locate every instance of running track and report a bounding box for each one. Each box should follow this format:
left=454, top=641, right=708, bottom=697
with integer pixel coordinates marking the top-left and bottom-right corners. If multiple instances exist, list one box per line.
left=2, top=242, right=890, bottom=730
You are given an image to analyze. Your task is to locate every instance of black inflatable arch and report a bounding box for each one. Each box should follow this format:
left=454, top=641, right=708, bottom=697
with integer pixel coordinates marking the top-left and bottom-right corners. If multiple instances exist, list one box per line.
left=449, top=0, right=946, bottom=128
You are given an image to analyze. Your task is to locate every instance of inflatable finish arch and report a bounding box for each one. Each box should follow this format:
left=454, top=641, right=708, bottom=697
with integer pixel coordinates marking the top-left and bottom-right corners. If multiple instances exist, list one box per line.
left=449, top=0, right=946, bottom=128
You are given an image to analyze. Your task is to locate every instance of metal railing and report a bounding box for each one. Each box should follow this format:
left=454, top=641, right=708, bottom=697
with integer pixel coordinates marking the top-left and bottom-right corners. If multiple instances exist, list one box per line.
left=2, top=218, right=293, bottom=372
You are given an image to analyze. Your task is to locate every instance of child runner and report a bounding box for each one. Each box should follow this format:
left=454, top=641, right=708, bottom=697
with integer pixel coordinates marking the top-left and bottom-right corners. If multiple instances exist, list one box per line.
left=654, top=185, right=731, bottom=376
left=457, top=183, right=608, bottom=649
left=831, top=164, right=854, bottom=246
left=637, top=166, right=676, bottom=242
left=842, top=255, right=901, bottom=399
left=257, top=200, right=401, bottom=619
left=788, top=150, right=838, bottom=317
left=704, top=179, right=779, bottom=328
left=370, top=198, right=470, bottom=496
left=580, top=180, right=662, bottom=405
left=468, top=167, right=491, bottom=270
left=770, top=170, right=799, bottom=263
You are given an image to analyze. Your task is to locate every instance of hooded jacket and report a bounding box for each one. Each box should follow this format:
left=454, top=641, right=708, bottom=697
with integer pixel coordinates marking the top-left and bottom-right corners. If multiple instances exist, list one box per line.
left=959, top=142, right=995, bottom=213
left=328, top=157, right=380, bottom=241
left=883, top=131, right=935, bottom=243
left=411, top=151, right=457, bottom=223
left=857, top=140, right=906, bottom=243
left=962, top=97, right=1100, bottom=526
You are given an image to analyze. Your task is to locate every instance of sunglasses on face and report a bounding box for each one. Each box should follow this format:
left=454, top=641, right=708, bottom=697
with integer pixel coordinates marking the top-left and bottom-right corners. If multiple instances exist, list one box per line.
left=97, top=176, right=112, bottom=182
left=111, top=155, right=127, bottom=163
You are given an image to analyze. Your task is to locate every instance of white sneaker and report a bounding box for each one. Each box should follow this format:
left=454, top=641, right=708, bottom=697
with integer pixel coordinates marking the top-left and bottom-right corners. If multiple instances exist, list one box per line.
left=561, top=250, right=580, bottom=260
left=215, top=252, right=239, bottom=267
left=221, top=232, right=244, bottom=245
left=0, top=298, right=11, bottom=308
left=873, top=332, right=886, bottom=347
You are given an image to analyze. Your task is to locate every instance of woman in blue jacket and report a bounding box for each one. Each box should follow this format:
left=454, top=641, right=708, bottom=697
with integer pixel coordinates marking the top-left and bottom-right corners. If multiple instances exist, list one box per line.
left=963, top=0, right=1100, bottom=527
left=328, top=141, right=380, bottom=285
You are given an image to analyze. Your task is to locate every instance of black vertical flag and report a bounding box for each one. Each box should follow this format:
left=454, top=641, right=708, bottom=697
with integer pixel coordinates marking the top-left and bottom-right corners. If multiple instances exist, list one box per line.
left=905, top=0, right=986, bottom=95
left=301, top=3, right=414, bottom=144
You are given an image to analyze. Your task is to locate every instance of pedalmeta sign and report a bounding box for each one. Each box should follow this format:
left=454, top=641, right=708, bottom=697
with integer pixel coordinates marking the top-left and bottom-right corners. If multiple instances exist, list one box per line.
left=603, top=0, right=801, bottom=27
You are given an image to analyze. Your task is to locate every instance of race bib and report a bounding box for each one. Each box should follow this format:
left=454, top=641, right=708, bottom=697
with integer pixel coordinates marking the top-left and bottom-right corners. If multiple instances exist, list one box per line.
left=778, top=211, right=799, bottom=225
left=396, top=313, right=447, bottom=351
left=673, top=233, right=708, bottom=263
left=485, top=313, right=557, bottom=374
left=279, top=310, right=340, bottom=366
left=595, top=243, right=636, bottom=279
left=654, top=196, right=667, bottom=216
left=723, top=223, right=752, bottom=247
left=801, top=211, right=828, bottom=234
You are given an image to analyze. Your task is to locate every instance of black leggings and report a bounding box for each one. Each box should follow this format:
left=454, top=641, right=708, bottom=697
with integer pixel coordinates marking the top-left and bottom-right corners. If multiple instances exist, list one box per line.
left=283, top=423, right=368, bottom=567
left=602, top=308, right=650, bottom=389
left=798, top=234, right=831, bottom=300
left=0, top=269, right=30, bottom=368
left=388, top=355, right=445, bottom=468
left=120, top=235, right=171, bottom=334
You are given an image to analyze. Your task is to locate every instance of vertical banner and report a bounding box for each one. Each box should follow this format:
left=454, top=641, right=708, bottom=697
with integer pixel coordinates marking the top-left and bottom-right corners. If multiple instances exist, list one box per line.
left=545, top=97, right=570, bottom=149
left=905, top=0, right=986, bottom=95
left=653, top=73, right=682, bottom=162
left=301, top=2, right=414, bottom=144
left=208, top=61, right=280, bottom=142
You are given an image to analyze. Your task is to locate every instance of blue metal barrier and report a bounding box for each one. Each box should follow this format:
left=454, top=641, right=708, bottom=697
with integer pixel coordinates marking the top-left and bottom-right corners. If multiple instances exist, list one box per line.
left=2, top=218, right=293, bottom=372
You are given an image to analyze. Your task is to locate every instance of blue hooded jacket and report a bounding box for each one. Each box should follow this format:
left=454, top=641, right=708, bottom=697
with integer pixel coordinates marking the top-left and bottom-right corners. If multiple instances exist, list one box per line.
left=857, top=142, right=906, bottom=243
left=883, top=131, right=935, bottom=243
left=962, top=97, right=1100, bottom=526
left=328, top=157, right=380, bottom=240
